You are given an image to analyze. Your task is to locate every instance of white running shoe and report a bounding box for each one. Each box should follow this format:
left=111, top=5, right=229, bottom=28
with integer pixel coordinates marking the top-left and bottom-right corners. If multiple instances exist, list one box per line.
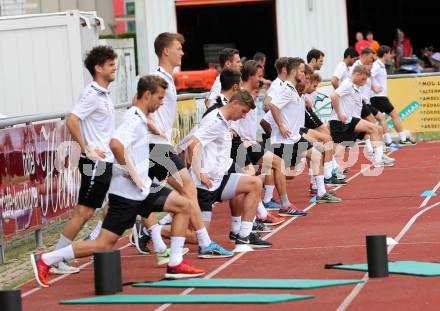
left=382, top=154, right=395, bottom=163
left=50, top=260, right=80, bottom=275
left=156, top=247, right=189, bottom=266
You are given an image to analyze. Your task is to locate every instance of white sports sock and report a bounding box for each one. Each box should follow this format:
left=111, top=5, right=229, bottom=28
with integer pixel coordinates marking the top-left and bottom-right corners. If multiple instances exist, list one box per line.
left=230, top=216, right=241, bottom=235
left=398, top=131, right=406, bottom=141
left=88, top=220, right=102, bottom=241
left=332, top=156, right=340, bottom=170
left=55, top=234, right=72, bottom=250
left=256, top=201, right=268, bottom=219
left=201, top=211, right=212, bottom=223
left=280, top=194, right=290, bottom=208
left=149, top=224, right=167, bottom=254
left=263, top=185, right=275, bottom=203
left=315, top=175, right=326, bottom=197
left=324, top=161, right=333, bottom=179
left=168, top=236, right=185, bottom=267
left=42, top=245, right=74, bottom=266
left=239, top=221, right=253, bottom=238
left=159, top=213, right=173, bottom=225
left=195, top=227, right=212, bottom=248
left=309, top=168, right=317, bottom=189
left=365, top=139, right=374, bottom=153
left=374, top=146, right=384, bottom=162
left=384, top=133, right=392, bottom=144
left=142, top=226, right=149, bottom=235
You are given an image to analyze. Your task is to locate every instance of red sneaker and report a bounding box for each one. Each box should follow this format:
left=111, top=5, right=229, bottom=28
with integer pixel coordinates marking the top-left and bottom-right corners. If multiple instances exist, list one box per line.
left=259, top=212, right=285, bottom=226
left=30, top=253, right=50, bottom=287
left=165, top=260, right=205, bottom=279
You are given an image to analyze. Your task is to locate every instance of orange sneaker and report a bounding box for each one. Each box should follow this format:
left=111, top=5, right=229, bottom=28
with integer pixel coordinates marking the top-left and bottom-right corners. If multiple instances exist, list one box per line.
left=30, top=253, right=50, bottom=287
left=259, top=212, right=285, bottom=226
left=165, top=260, right=205, bottom=279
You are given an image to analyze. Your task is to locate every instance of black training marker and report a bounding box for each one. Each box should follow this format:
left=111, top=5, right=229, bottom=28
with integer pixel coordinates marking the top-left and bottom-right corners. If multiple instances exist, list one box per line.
left=94, top=250, right=118, bottom=295
left=112, top=249, right=123, bottom=292
left=0, top=289, right=22, bottom=311
left=366, top=235, right=389, bottom=278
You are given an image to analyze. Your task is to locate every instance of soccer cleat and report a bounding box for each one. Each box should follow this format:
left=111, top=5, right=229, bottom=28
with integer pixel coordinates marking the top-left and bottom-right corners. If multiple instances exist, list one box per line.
left=165, top=260, right=205, bottom=279
left=262, top=199, right=281, bottom=210
left=278, top=206, right=307, bottom=217
left=198, top=241, right=234, bottom=259
left=252, top=219, right=273, bottom=233
left=400, top=138, right=416, bottom=145
left=316, top=192, right=342, bottom=203
left=156, top=247, right=189, bottom=266
left=258, top=212, right=285, bottom=226
left=235, top=232, right=272, bottom=248
left=324, top=176, right=347, bottom=186
left=50, top=260, right=80, bottom=275
left=30, top=253, right=50, bottom=288
left=132, top=221, right=151, bottom=254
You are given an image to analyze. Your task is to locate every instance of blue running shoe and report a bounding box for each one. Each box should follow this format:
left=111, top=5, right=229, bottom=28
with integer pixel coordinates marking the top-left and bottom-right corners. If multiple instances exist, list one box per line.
left=262, top=199, right=281, bottom=210
left=198, top=241, right=234, bottom=259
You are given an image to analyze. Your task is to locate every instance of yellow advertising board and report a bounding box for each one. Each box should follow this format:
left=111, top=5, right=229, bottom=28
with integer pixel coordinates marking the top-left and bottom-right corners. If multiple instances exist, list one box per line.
left=388, top=74, right=440, bottom=133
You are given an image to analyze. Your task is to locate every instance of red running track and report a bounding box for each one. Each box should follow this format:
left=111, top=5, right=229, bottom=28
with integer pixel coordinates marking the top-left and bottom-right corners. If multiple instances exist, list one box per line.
left=19, top=142, right=440, bottom=311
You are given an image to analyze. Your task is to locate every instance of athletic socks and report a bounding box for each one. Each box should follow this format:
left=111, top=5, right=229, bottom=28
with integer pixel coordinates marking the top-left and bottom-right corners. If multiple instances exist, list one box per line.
left=324, top=161, right=333, bottom=179
left=398, top=131, right=407, bottom=141
left=332, top=156, right=340, bottom=170
left=149, top=224, right=167, bottom=254
left=256, top=201, right=268, bottom=219
left=365, top=139, right=374, bottom=153
left=280, top=194, right=290, bottom=208
left=239, top=221, right=253, bottom=238
left=315, top=175, right=326, bottom=197
left=309, top=168, right=317, bottom=189
left=42, top=245, right=74, bottom=266
left=263, top=185, right=275, bottom=204
left=374, top=146, right=384, bottom=162
left=159, top=213, right=173, bottom=225
left=230, top=216, right=242, bottom=235
left=169, top=236, right=185, bottom=267
left=201, top=211, right=212, bottom=223
left=195, top=227, right=212, bottom=248
left=55, top=234, right=72, bottom=250
left=384, top=133, right=392, bottom=144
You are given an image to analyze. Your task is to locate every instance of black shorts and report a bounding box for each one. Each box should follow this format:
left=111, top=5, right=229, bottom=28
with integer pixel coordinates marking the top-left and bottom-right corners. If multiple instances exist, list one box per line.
left=149, top=144, right=186, bottom=181
left=270, top=137, right=312, bottom=168
left=230, top=136, right=265, bottom=167
left=197, top=164, right=239, bottom=212
left=304, top=109, right=323, bottom=129
left=361, top=103, right=380, bottom=119
left=77, top=156, right=112, bottom=209
left=103, top=184, right=171, bottom=236
left=370, top=97, right=395, bottom=115
left=329, top=118, right=361, bottom=145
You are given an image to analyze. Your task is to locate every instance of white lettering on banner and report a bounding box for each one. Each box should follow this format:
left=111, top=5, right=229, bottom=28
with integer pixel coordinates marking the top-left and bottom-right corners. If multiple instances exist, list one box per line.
left=0, top=184, right=39, bottom=219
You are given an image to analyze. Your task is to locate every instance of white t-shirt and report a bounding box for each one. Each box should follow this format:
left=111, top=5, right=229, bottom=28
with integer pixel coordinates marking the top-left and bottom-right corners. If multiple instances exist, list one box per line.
left=270, top=81, right=304, bottom=144
left=370, top=59, right=387, bottom=97
left=207, top=75, right=221, bottom=107
left=189, top=109, right=233, bottom=191
left=330, top=78, right=363, bottom=123
left=71, top=81, right=115, bottom=163
left=333, top=61, right=350, bottom=85
left=149, top=66, right=177, bottom=145
left=231, top=108, right=257, bottom=144
left=349, top=59, right=372, bottom=103
left=108, top=106, right=152, bottom=201
left=267, top=77, right=284, bottom=98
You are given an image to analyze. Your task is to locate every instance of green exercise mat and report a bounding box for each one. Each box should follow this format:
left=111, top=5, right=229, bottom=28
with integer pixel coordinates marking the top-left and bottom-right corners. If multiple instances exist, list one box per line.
left=133, top=278, right=364, bottom=289
left=329, top=261, right=440, bottom=276
left=60, top=293, right=314, bottom=305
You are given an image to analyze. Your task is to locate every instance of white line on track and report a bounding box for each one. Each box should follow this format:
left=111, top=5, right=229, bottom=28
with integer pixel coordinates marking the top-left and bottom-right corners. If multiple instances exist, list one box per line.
left=154, top=163, right=375, bottom=311
left=336, top=182, right=440, bottom=311
left=420, top=181, right=440, bottom=208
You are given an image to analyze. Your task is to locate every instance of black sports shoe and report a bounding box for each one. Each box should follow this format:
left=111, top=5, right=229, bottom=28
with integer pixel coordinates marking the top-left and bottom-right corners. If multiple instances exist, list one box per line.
left=133, top=222, right=151, bottom=254
left=236, top=232, right=272, bottom=248
left=229, top=231, right=238, bottom=242
left=324, top=176, right=347, bottom=186
left=252, top=219, right=273, bottom=233
left=399, top=138, right=416, bottom=145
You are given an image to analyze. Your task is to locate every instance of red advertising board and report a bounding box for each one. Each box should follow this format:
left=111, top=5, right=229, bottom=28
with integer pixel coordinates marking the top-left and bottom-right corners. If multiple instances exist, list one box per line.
left=0, top=121, right=80, bottom=239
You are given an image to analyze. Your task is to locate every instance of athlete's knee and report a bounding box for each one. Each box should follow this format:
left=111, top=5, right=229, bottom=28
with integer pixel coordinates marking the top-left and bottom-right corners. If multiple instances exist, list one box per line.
left=175, top=195, right=191, bottom=215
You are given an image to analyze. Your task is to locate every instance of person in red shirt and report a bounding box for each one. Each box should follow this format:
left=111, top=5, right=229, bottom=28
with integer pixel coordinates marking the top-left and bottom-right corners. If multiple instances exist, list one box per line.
left=355, top=32, right=370, bottom=54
